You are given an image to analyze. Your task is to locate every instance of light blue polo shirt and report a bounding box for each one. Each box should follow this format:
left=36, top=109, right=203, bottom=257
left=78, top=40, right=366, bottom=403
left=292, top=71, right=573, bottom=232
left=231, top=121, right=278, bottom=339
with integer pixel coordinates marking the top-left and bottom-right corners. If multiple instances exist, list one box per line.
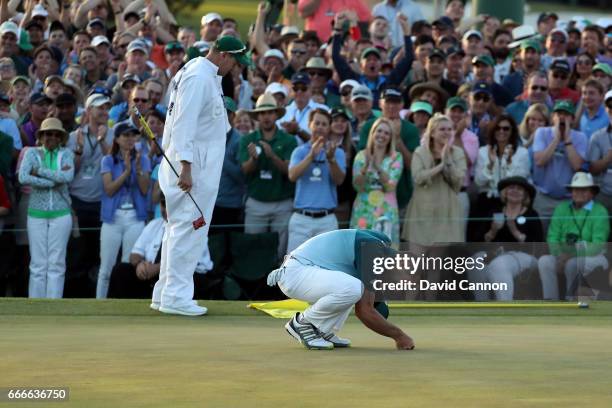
left=533, top=126, right=587, bottom=199
left=289, top=142, right=346, bottom=211
left=580, top=104, right=609, bottom=140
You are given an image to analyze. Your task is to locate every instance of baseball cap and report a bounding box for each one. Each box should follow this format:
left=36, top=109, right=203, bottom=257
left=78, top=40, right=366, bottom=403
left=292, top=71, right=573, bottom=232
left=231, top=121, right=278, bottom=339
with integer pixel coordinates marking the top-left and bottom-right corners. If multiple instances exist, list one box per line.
left=446, top=96, right=468, bottom=111
left=463, top=29, right=483, bottom=41
left=291, top=72, right=310, bottom=86
left=605, top=89, right=612, bottom=103
left=553, top=100, right=575, bottom=115
left=280, top=26, right=299, bottom=38
left=201, top=12, right=222, bottom=26
left=30, top=92, right=52, bottom=105
left=361, top=47, right=382, bottom=60
left=127, top=39, right=148, bottom=55
left=330, top=107, right=350, bottom=120
left=550, top=59, right=571, bottom=73
left=446, top=45, right=466, bottom=57
left=520, top=39, right=542, bottom=53
left=263, top=48, right=285, bottom=64
left=471, top=81, right=492, bottom=96
left=351, top=85, right=373, bottom=102
left=44, top=75, right=64, bottom=87
left=432, top=16, right=454, bottom=29
left=593, top=63, right=612, bottom=76
left=32, top=4, right=48, bottom=18
left=164, top=41, right=185, bottom=53
left=54, top=93, right=77, bottom=106
left=410, top=101, right=433, bottom=116
left=91, top=35, right=110, bottom=47
left=538, top=12, right=558, bottom=24
left=340, top=79, right=361, bottom=91
left=10, top=76, right=30, bottom=87
left=381, top=87, right=403, bottom=100
left=549, top=28, right=569, bottom=41
left=472, top=54, right=495, bottom=67
left=120, top=74, right=141, bottom=87
left=87, top=18, right=105, bottom=30
left=265, top=82, right=289, bottom=97
left=214, top=36, right=252, bottom=68
left=0, top=21, right=19, bottom=37
left=25, top=20, right=43, bottom=31
left=428, top=48, right=447, bottom=60
left=85, top=93, right=111, bottom=109
left=114, top=123, right=139, bottom=138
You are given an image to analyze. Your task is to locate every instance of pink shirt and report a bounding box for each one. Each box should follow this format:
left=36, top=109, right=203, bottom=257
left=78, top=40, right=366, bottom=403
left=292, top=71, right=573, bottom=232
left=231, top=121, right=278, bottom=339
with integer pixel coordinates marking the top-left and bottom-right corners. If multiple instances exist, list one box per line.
left=459, top=129, right=479, bottom=187
left=298, top=0, right=371, bottom=43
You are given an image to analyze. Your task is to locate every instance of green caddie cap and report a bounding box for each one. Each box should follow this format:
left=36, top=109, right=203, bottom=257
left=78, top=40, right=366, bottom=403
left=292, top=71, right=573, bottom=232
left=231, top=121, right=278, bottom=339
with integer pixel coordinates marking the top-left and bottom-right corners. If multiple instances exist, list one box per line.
left=593, top=63, right=612, bottom=76
left=471, top=54, right=495, bottom=67
left=553, top=99, right=575, bottom=115
left=214, top=36, right=253, bottom=68
left=520, top=39, right=542, bottom=53
left=361, top=47, right=382, bottom=60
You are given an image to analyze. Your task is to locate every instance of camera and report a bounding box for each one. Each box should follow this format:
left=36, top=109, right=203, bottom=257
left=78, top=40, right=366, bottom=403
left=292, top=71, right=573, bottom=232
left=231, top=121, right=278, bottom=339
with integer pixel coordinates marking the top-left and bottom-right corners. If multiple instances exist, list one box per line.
left=566, top=233, right=579, bottom=245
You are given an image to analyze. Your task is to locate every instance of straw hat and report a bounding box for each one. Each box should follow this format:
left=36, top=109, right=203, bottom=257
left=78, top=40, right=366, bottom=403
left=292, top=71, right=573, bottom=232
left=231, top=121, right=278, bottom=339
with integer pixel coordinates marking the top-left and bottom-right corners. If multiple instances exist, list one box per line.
left=409, top=81, right=449, bottom=108
left=248, top=93, right=286, bottom=119
left=566, top=172, right=600, bottom=194
left=303, top=57, right=333, bottom=79
left=36, top=117, right=68, bottom=144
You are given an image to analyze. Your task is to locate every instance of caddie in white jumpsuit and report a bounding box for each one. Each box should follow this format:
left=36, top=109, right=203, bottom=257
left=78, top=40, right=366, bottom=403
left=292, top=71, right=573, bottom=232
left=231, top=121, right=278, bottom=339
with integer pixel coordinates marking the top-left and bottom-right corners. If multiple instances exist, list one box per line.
left=267, top=229, right=415, bottom=350
left=151, top=36, right=252, bottom=316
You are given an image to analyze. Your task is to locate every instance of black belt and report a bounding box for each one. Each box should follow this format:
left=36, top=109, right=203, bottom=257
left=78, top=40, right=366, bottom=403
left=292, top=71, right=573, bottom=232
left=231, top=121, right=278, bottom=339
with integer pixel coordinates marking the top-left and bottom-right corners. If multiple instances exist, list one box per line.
left=295, top=209, right=334, bottom=218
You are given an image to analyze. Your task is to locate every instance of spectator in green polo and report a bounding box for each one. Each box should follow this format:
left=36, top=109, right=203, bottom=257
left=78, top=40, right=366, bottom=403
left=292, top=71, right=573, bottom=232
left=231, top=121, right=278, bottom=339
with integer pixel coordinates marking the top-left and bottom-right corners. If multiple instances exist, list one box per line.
left=358, top=87, right=420, bottom=213
left=240, top=93, right=297, bottom=258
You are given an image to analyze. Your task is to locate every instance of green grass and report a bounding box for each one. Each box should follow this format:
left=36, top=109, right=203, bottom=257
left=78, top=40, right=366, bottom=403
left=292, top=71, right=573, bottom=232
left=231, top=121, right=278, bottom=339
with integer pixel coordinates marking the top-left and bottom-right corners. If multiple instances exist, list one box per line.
left=2, top=299, right=612, bottom=407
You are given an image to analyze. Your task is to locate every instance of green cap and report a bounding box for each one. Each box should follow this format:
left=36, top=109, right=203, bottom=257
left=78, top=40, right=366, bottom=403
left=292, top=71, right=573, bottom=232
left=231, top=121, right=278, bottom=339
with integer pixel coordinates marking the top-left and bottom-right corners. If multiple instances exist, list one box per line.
left=214, top=36, right=253, bottom=67
left=18, top=28, right=33, bottom=51
left=410, top=101, right=433, bottom=116
left=361, top=47, right=381, bottom=60
left=446, top=96, right=468, bottom=111
left=164, top=41, right=185, bottom=53
left=520, top=39, right=542, bottom=53
left=224, top=96, right=237, bottom=113
left=185, top=46, right=202, bottom=62
left=593, top=63, right=612, bottom=76
left=472, top=54, right=495, bottom=67
left=553, top=99, right=575, bottom=115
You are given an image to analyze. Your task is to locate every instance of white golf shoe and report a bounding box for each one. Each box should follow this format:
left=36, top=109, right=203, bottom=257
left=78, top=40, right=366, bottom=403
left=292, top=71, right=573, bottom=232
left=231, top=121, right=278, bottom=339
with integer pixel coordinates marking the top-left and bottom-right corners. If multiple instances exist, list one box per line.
left=322, top=332, right=351, bottom=348
left=150, top=302, right=160, bottom=311
left=159, top=302, right=208, bottom=316
left=285, top=313, right=333, bottom=350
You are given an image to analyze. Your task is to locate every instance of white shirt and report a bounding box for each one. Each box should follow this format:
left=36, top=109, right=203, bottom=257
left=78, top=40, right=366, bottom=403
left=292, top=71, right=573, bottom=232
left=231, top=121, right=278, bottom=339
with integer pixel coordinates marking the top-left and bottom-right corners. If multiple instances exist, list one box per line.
left=131, top=217, right=213, bottom=272
left=277, top=99, right=330, bottom=144
left=372, top=0, right=424, bottom=48
left=474, top=145, right=531, bottom=198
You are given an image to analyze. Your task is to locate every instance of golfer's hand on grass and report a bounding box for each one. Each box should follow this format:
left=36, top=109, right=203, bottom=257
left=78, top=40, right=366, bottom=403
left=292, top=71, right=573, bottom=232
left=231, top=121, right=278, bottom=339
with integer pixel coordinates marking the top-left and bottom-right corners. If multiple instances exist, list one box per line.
left=395, top=333, right=415, bottom=350
left=178, top=161, right=192, bottom=192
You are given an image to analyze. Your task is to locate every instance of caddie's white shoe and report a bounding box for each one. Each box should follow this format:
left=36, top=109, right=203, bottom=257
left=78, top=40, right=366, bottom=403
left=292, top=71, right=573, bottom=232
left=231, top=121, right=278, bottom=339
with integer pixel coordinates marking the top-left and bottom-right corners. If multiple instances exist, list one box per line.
left=159, top=303, right=208, bottom=316
left=322, top=332, right=351, bottom=348
left=150, top=302, right=160, bottom=311
left=285, top=313, right=333, bottom=350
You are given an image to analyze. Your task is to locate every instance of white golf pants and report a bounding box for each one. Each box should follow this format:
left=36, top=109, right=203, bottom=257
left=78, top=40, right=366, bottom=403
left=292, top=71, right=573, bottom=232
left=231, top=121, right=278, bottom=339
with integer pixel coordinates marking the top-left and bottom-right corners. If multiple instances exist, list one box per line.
left=27, top=214, right=72, bottom=298
left=277, top=257, right=364, bottom=334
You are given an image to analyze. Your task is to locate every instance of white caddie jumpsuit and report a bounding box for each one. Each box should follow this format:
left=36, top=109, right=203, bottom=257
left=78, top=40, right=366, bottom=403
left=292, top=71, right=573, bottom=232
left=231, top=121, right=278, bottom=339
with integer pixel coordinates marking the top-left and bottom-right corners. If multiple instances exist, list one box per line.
left=152, top=57, right=229, bottom=308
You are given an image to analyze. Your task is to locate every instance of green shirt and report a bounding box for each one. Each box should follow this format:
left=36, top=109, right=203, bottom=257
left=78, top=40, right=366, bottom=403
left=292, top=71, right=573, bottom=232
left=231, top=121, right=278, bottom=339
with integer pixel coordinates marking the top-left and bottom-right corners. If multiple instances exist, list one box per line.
left=358, top=118, right=420, bottom=208
left=239, top=127, right=297, bottom=202
left=547, top=201, right=610, bottom=257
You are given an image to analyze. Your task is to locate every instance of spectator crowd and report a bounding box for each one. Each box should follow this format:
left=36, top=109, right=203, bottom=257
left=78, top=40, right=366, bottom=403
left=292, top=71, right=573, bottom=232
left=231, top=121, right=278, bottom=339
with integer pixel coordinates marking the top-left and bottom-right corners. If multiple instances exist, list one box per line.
left=0, top=0, right=611, bottom=302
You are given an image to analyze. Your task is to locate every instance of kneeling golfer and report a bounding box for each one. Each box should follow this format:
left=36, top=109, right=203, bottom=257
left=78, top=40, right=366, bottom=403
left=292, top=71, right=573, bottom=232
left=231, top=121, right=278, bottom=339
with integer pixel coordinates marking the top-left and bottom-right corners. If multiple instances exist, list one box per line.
left=267, top=229, right=415, bottom=350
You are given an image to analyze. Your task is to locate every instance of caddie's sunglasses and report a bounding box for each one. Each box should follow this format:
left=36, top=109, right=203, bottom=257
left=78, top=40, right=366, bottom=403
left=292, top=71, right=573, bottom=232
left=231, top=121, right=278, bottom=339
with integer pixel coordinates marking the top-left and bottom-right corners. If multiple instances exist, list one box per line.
left=473, top=94, right=491, bottom=102
left=531, top=85, right=548, bottom=91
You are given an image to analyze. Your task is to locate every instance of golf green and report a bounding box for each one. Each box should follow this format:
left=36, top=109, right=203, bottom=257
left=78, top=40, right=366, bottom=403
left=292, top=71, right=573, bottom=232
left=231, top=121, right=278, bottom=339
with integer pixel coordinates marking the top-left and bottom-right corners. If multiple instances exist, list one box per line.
left=2, top=299, right=611, bottom=407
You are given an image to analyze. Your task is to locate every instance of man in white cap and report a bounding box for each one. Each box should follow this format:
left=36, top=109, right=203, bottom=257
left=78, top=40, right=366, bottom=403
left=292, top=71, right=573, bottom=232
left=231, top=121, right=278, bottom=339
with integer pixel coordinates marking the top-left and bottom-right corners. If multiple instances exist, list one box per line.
left=538, top=172, right=609, bottom=300
left=541, top=28, right=569, bottom=71
left=200, top=12, right=223, bottom=45
left=152, top=36, right=252, bottom=316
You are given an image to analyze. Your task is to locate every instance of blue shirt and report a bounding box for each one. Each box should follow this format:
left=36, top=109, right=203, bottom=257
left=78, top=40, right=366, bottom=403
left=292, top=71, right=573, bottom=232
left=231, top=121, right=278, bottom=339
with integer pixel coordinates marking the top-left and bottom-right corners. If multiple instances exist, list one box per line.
left=533, top=126, right=587, bottom=199
left=289, top=142, right=346, bottom=211
left=216, top=128, right=245, bottom=208
left=580, top=104, right=608, bottom=140
left=501, top=70, right=525, bottom=100
left=0, top=117, right=21, bottom=150
left=100, top=153, right=151, bottom=223
left=291, top=229, right=392, bottom=280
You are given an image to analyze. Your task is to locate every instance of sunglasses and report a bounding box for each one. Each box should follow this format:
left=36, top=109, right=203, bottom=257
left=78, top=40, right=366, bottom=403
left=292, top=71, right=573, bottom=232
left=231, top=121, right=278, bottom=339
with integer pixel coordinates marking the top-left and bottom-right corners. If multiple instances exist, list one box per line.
left=531, top=85, right=548, bottom=91
left=309, top=71, right=328, bottom=77
left=133, top=98, right=149, bottom=103
left=496, top=125, right=511, bottom=132
left=550, top=37, right=566, bottom=44
left=293, top=86, right=308, bottom=93
left=474, top=93, right=491, bottom=102
left=552, top=72, right=568, bottom=80
left=290, top=50, right=307, bottom=55
left=42, top=131, right=63, bottom=138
